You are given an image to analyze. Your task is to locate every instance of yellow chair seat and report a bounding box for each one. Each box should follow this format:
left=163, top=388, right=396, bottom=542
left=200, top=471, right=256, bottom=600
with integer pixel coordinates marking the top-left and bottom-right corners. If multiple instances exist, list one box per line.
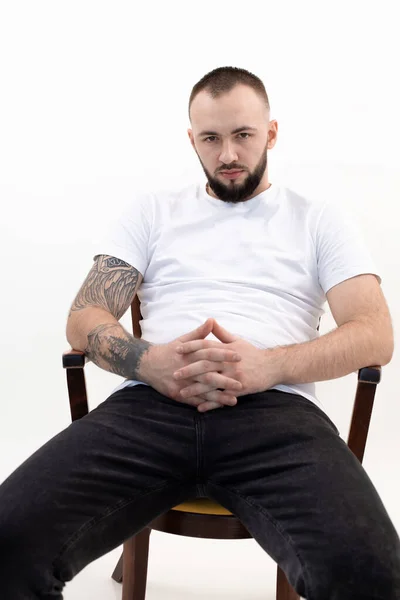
left=172, top=498, right=232, bottom=515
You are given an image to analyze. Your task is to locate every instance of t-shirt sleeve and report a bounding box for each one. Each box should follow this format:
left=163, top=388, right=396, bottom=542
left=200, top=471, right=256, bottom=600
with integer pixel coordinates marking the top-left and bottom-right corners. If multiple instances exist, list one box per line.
left=316, top=201, right=381, bottom=295
left=92, top=193, right=152, bottom=277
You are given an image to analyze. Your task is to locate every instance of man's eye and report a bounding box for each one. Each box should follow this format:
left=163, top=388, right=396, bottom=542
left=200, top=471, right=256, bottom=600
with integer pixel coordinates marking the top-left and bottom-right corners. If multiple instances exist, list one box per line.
left=203, top=133, right=251, bottom=143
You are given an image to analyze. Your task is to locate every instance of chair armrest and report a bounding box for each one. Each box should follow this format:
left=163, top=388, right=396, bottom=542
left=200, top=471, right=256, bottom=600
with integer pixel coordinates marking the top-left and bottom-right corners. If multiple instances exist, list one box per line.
left=62, top=349, right=88, bottom=369
left=358, top=366, right=381, bottom=384
left=62, top=349, right=89, bottom=421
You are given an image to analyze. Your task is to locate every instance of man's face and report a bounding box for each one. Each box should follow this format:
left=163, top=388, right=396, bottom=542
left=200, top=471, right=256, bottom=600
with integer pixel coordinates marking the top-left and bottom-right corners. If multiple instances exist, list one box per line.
left=188, top=84, right=278, bottom=203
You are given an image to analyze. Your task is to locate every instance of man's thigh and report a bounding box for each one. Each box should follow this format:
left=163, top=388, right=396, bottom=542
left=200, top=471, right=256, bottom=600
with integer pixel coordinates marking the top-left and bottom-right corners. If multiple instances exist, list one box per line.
left=0, top=385, right=197, bottom=594
left=203, top=390, right=400, bottom=599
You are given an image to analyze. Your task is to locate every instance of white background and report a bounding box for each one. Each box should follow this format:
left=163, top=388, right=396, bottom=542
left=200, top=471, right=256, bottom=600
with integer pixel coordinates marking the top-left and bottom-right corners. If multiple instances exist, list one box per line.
left=1, top=1, right=399, bottom=598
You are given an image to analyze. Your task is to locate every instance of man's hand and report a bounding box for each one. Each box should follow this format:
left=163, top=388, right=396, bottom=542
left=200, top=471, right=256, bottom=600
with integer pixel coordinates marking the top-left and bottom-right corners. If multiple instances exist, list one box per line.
left=139, top=318, right=244, bottom=410
left=173, top=320, right=282, bottom=412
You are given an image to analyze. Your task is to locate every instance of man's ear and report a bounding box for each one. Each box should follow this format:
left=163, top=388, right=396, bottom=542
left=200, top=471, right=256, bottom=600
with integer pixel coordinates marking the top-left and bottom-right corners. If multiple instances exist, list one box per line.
left=187, top=128, right=195, bottom=149
left=267, top=120, right=278, bottom=149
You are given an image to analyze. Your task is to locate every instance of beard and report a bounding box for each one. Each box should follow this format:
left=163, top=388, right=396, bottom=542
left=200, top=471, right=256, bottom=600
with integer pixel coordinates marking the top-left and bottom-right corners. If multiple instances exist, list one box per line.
left=198, top=141, right=268, bottom=204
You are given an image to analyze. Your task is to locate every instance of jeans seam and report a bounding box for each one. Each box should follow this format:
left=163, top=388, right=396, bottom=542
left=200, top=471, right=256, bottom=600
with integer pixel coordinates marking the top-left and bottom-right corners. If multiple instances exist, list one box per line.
left=208, top=481, right=315, bottom=600
left=51, top=480, right=180, bottom=566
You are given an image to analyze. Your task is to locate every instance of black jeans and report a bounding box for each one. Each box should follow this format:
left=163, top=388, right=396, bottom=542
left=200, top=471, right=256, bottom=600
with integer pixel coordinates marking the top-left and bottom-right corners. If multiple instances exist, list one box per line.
left=0, top=385, right=399, bottom=599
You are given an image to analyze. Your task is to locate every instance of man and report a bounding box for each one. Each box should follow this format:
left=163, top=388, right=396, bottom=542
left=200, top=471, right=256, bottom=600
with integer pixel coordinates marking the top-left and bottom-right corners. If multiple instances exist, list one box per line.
left=0, top=66, right=399, bottom=599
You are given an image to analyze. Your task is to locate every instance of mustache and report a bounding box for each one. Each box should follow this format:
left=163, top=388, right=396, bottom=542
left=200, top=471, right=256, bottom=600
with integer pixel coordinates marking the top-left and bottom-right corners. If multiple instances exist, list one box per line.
left=217, top=166, right=246, bottom=173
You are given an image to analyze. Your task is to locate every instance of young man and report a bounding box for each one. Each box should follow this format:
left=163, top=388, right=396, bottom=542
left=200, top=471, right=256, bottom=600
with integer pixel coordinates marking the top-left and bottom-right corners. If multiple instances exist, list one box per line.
left=0, top=66, right=399, bottom=599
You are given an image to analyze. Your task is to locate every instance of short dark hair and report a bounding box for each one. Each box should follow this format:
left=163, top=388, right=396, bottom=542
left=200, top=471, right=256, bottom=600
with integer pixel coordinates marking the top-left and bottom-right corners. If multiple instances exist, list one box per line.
left=188, top=66, right=270, bottom=120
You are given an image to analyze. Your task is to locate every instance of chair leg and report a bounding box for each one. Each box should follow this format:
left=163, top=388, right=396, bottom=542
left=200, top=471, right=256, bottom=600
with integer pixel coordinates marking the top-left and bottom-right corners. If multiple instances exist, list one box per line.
left=276, top=565, right=300, bottom=600
left=121, top=528, right=151, bottom=600
left=112, top=551, right=124, bottom=583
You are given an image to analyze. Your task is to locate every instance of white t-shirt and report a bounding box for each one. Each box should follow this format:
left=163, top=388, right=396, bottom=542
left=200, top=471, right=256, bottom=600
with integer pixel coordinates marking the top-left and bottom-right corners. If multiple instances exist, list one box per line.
left=93, top=181, right=380, bottom=409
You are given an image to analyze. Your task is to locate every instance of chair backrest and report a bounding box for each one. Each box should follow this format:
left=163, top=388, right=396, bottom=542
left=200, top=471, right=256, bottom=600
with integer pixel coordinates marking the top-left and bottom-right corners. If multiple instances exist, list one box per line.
left=131, top=295, right=143, bottom=339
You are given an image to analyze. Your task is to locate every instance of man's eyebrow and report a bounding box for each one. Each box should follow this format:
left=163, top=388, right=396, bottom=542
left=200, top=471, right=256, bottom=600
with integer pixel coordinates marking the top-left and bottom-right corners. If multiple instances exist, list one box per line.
left=198, top=126, right=258, bottom=137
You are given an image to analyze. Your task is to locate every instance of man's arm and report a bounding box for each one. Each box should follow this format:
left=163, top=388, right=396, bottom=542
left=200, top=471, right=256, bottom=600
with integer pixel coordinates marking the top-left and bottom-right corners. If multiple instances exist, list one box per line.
left=270, top=274, right=394, bottom=385
left=66, top=254, right=152, bottom=380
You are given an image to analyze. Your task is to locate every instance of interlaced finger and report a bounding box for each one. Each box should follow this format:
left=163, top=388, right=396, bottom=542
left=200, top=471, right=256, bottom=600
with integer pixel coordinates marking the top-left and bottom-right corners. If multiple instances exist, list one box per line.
left=185, top=389, right=238, bottom=410
left=179, top=370, right=242, bottom=395
left=177, top=340, right=236, bottom=355
left=183, top=347, right=241, bottom=363
left=175, top=358, right=241, bottom=381
left=174, top=389, right=233, bottom=409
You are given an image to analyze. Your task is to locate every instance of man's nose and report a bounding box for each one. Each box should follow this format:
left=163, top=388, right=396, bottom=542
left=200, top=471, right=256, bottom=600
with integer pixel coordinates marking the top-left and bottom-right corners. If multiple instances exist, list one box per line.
left=218, top=141, right=239, bottom=165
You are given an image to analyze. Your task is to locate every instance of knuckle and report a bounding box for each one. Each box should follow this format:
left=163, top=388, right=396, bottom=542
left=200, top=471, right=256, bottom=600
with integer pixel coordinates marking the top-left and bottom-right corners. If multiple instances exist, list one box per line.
left=168, top=385, right=181, bottom=400
left=230, top=368, right=240, bottom=380
left=204, top=372, right=215, bottom=384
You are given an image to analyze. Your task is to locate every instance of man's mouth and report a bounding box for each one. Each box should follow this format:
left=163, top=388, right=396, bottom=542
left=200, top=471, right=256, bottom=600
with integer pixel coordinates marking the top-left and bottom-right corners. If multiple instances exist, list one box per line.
left=220, top=170, right=244, bottom=180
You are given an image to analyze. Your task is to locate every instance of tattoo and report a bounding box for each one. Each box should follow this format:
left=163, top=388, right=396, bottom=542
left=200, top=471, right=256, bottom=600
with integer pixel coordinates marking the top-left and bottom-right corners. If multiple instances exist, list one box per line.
left=69, top=255, right=142, bottom=321
left=85, top=323, right=152, bottom=380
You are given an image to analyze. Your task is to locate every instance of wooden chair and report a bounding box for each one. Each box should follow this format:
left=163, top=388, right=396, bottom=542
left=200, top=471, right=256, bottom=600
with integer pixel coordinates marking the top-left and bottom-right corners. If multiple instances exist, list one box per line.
left=62, top=295, right=382, bottom=600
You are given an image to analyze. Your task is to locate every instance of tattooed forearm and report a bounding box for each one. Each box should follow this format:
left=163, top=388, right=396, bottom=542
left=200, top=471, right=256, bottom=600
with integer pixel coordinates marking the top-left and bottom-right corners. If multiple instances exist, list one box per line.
left=85, top=322, right=153, bottom=380
left=69, top=255, right=142, bottom=321
left=66, top=255, right=149, bottom=377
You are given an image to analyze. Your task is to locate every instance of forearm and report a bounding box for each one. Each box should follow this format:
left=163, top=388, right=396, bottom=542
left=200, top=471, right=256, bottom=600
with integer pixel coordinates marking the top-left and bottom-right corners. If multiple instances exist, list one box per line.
left=271, top=319, right=392, bottom=385
left=66, top=306, right=153, bottom=380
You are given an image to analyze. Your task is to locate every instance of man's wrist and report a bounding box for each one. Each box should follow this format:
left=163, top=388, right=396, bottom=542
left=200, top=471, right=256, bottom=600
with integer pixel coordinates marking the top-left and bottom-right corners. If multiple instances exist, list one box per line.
left=262, top=345, right=287, bottom=387
left=136, top=342, right=157, bottom=385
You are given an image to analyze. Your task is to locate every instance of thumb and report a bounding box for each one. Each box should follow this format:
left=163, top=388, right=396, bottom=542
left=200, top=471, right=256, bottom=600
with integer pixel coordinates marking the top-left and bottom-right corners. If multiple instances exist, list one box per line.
left=178, top=318, right=215, bottom=343
left=212, top=320, right=237, bottom=343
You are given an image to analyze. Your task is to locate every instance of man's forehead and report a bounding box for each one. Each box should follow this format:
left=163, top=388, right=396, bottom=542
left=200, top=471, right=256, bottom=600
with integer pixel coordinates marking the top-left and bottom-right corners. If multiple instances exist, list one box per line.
left=190, top=88, right=268, bottom=130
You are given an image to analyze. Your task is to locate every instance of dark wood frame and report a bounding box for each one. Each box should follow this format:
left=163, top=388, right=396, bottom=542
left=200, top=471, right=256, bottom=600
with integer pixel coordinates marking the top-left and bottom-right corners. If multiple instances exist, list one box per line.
left=63, top=296, right=381, bottom=600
